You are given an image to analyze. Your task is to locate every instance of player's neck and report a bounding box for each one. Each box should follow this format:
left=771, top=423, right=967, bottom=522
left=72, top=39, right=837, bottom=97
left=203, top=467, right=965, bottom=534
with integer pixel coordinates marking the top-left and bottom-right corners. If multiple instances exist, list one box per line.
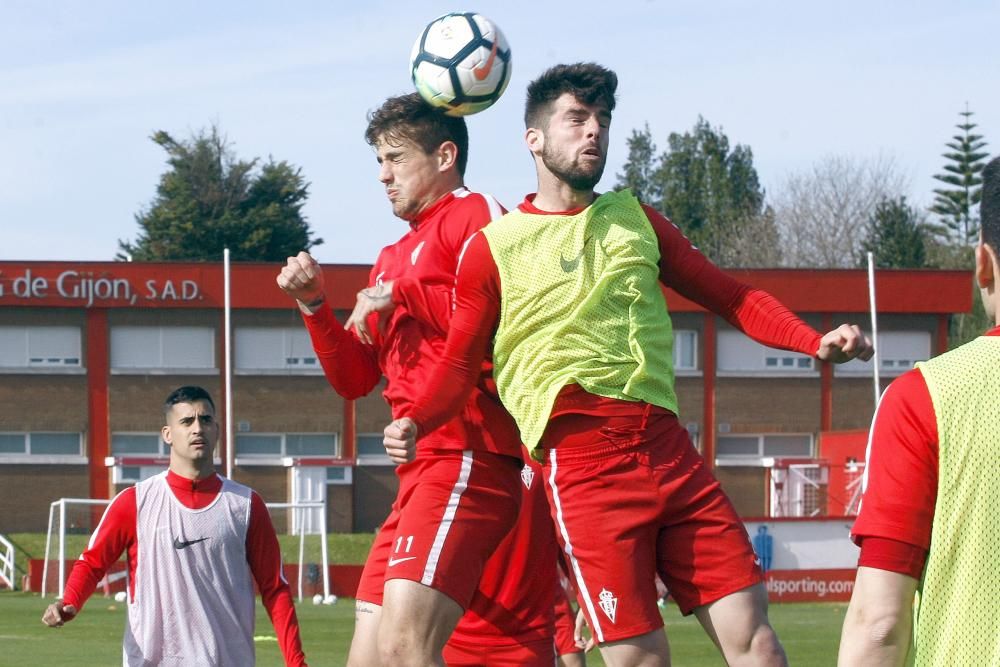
left=532, top=178, right=595, bottom=213
left=169, top=460, right=216, bottom=481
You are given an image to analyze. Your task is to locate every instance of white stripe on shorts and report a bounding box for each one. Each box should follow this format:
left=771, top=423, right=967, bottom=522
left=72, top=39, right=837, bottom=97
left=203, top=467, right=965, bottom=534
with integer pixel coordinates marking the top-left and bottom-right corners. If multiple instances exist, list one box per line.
left=548, top=449, right=605, bottom=644
left=421, top=450, right=474, bottom=586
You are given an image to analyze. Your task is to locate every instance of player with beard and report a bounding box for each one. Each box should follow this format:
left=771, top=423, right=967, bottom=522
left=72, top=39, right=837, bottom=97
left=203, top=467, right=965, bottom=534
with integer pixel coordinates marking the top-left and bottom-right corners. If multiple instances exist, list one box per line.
left=384, top=63, right=873, bottom=666
left=279, top=93, right=567, bottom=666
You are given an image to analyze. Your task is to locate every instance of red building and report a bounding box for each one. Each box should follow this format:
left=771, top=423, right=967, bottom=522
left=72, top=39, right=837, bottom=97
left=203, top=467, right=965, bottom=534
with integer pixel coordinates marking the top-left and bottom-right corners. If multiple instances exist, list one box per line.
left=0, top=261, right=973, bottom=533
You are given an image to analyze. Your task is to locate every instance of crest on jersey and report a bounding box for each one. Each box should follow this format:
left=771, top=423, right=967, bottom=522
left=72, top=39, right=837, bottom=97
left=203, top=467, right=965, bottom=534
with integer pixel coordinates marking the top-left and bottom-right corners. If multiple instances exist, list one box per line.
left=411, top=241, right=425, bottom=265
left=520, top=465, right=534, bottom=489
left=598, top=588, right=618, bottom=623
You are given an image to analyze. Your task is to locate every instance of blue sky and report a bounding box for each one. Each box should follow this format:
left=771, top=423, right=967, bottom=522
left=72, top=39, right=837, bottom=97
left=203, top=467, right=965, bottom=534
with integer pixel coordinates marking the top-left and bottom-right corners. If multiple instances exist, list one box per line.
left=2, top=1, right=998, bottom=263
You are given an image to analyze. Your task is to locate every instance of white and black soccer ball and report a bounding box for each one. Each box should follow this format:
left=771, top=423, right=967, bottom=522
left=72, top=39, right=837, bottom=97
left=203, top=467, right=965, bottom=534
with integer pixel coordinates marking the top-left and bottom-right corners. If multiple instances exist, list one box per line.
left=409, top=12, right=512, bottom=117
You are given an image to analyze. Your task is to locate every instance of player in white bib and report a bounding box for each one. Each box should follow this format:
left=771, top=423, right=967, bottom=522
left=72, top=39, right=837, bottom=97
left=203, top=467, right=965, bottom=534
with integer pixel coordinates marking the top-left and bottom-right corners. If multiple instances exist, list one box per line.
left=42, top=386, right=308, bottom=666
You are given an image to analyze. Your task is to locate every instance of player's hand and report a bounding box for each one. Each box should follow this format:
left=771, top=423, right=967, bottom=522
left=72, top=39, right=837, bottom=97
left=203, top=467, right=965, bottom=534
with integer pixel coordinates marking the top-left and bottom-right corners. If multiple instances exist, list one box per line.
left=383, top=418, right=418, bottom=465
left=816, top=324, right=874, bottom=364
left=41, top=600, right=77, bottom=627
left=574, top=608, right=595, bottom=652
left=345, top=280, right=395, bottom=345
left=276, top=252, right=325, bottom=313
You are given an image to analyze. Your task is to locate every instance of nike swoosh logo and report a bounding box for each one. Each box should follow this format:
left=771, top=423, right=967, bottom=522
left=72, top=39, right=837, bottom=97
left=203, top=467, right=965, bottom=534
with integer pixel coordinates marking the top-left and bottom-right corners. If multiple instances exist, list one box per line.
left=560, top=236, right=593, bottom=272
left=387, top=556, right=417, bottom=567
left=473, top=41, right=499, bottom=81
left=173, top=537, right=209, bottom=550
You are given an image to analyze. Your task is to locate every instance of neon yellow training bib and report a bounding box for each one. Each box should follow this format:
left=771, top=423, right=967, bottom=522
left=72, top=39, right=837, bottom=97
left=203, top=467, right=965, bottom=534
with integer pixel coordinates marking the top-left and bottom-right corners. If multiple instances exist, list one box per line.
left=482, top=190, right=677, bottom=454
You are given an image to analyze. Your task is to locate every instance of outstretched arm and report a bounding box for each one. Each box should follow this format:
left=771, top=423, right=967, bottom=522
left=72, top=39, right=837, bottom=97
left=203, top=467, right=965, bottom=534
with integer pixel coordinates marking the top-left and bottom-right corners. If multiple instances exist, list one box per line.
left=645, top=206, right=872, bottom=362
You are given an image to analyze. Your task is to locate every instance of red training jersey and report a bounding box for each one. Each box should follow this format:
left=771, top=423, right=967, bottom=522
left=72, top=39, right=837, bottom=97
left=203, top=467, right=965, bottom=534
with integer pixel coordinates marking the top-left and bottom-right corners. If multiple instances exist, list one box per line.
left=409, top=194, right=823, bottom=435
left=851, top=326, right=1000, bottom=578
left=61, top=470, right=307, bottom=667
left=302, top=188, right=522, bottom=456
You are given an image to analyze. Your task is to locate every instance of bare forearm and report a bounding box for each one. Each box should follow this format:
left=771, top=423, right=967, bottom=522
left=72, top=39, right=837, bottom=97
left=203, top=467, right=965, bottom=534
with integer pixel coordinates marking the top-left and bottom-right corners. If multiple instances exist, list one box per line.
left=838, top=567, right=916, bottom=667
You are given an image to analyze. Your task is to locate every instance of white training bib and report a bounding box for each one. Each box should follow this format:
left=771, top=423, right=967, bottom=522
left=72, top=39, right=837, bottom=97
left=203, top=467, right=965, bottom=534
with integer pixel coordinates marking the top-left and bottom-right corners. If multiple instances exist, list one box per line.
left=126, top=472, right=256, bottom=666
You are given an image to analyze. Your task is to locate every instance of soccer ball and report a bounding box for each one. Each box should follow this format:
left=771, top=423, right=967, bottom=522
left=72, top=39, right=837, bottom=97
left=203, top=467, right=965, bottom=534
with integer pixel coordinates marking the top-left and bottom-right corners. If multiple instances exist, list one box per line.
left=409, top=12, right=512, bottom=116
left=312, top=593, right=323, bottom=605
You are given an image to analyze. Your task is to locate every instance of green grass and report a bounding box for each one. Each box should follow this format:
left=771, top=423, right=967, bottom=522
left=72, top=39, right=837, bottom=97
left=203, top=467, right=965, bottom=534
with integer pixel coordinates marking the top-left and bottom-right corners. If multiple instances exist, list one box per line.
left=1, top=591, right=850, bottom=666
left=4, top=532, right=376, bottom=583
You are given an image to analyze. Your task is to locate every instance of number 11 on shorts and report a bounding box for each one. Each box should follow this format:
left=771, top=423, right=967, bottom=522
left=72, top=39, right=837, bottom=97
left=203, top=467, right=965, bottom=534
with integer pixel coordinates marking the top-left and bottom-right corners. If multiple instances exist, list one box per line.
left=388, top=535, right=416, bottom=567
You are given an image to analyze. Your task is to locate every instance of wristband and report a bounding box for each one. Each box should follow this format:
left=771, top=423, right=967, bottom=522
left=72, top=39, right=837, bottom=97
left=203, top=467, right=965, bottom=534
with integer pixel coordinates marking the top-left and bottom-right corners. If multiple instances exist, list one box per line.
left=302, top=295, right=325, bottom=309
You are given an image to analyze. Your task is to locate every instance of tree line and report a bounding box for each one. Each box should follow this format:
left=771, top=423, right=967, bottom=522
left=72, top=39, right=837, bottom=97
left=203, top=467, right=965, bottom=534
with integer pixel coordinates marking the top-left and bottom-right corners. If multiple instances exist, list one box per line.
left=615, top=106, right=989, bottom=272
left=120, top=108, right=989, bottom=342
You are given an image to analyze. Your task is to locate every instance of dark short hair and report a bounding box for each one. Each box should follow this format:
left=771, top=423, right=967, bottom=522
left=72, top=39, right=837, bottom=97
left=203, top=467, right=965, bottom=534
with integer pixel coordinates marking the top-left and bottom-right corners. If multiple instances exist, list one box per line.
left=524, top=62, right=618, bottom=129
left=163, top=386, right=215, bottom=418
left=981, top=156, right=1000, bottom=251
left=364, top=93, right=469, bottom=176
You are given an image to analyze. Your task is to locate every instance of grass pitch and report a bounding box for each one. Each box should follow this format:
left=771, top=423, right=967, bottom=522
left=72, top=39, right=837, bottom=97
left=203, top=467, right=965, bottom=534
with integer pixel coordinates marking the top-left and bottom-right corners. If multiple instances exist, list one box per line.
left=1, top=592, right=848, bottom=665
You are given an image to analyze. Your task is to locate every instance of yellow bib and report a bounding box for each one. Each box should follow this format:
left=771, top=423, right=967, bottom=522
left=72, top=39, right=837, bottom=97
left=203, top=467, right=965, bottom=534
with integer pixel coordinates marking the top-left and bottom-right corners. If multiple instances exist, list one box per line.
left=482, top=190, right=677, bottom=455
left=912, top=335, right=1000, bottom=666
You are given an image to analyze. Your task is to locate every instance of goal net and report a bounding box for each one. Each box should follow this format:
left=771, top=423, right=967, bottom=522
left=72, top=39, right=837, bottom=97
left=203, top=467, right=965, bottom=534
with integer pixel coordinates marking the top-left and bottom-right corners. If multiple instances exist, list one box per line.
left=41, top=497, right=329, bottom=602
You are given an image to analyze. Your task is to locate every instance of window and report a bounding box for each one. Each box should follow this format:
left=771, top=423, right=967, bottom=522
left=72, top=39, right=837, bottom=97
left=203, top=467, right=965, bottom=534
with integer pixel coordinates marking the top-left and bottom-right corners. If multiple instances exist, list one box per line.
left=326, top=466, right=352, bottom=485
left=112, top=465, right=166, bottom=484
left=235, top=433, right=339, bottom=463
left=356, top=433, right=391, bottom=465
left=717, top=331, right=815, bottom=374
left=111, top=326, right=214, bottom=371
left=716, top=433, right=814, bottom=465
left=235, top=327, right=319, bottom=373
left=0, top=326, right=81, bottom=370
left=835, top=331, right=931, bottom=376
left=673, top=330, right=698, bottom=371
left=111, top=433, right=166, bottom=456
left=0, top=432, right=84, bottom=461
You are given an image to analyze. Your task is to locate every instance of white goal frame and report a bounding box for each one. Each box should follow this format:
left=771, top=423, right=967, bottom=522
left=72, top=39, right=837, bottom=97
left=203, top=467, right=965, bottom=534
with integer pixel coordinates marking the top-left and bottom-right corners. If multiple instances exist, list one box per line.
left=42, top=497, right=329, bottom=602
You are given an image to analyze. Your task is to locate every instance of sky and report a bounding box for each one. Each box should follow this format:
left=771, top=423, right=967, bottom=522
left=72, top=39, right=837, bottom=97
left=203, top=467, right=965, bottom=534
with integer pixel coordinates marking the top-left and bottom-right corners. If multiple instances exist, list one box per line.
left=2, top=1, right=998, bottom=264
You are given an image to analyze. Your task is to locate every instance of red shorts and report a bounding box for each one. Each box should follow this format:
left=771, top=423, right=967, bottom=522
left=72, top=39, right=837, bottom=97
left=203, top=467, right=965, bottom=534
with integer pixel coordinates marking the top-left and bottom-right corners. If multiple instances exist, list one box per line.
left=442, top=636, right=555, bottom=666
left=355, top=449, right=522, bottom=608
left=542, top=406, right=762, bottom=644
left=554, top=579, right=582, bottom=657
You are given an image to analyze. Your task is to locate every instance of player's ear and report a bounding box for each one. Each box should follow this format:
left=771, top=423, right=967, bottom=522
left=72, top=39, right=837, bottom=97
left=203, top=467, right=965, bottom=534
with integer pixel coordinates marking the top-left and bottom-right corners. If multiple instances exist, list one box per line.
left=975, top=241, right=996, bottom=289
left=161, top=424, right=173, bottom=447
left=436, top=141, right=458, bottom=173
left=525, top=126, right=543, bottom=156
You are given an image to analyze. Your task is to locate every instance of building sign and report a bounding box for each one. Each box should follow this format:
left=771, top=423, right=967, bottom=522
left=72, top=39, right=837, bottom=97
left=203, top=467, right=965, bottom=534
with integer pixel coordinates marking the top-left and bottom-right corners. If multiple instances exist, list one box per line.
left=0, top=268, right=201, bottom=307
left=0, top=265, right=211, bottom=308
left=0, top=262, right=369, bottom=310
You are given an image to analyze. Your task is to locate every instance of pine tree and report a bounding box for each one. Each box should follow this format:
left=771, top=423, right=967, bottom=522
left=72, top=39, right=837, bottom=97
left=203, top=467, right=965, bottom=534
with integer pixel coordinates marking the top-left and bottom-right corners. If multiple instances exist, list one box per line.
left=860, top=197, right=927, bottom=268
left=930, top=105, right=989, bottom=245
left=118, top=125, right=321, bottom=261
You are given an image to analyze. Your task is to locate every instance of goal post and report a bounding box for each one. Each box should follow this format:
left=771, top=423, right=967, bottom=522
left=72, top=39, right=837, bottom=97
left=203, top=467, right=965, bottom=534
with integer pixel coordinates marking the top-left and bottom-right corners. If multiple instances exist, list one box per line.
left=42, top=497, right=329, bottom=602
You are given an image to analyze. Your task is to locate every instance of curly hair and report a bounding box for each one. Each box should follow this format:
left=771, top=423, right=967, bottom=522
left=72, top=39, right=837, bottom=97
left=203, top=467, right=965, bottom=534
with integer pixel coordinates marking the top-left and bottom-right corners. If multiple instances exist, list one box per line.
left=364, top=93, right=469, bottom=176
left=524, top=62, right=618, bottom=129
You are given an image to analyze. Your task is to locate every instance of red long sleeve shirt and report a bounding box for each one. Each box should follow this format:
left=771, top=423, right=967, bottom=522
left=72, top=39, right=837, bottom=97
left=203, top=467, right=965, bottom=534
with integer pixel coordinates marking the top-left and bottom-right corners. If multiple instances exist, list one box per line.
left=302, top=188, right=522, bottom=457
left=409, top=195, right=824, bottom=436
left=62, top=470, right=307, bottom=667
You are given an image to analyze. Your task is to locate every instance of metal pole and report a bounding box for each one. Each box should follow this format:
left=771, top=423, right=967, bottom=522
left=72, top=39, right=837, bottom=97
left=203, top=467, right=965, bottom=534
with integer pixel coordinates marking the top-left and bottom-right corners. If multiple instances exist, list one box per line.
left=297, top=507, right=306, bottom=603
left=224, top=248, right=234, bottom=479
left=42, top=501, right=56, bottom=598
left=867, top=252, right=881, bottom=406
left=58, top=499, right=66, bottom=599
left=321, top=501, right=330, bottom=600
